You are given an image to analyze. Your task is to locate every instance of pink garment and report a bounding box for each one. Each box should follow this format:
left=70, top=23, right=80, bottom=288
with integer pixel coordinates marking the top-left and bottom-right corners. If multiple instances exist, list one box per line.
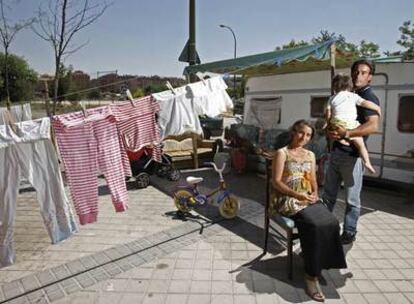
left=110, top=96, right=162, bottom=162
left=52, top=108, right=129, bottom=225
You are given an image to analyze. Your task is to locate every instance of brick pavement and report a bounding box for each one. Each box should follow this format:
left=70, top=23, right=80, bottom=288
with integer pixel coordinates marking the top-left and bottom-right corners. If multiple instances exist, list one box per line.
left=0, top=172, right=413, bottom=304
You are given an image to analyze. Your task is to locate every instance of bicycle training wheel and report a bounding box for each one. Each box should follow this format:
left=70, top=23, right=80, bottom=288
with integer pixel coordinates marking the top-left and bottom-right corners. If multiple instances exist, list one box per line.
left=219, top=196, right=240, bottom=219
left=173, top=189, right=193, bottom=213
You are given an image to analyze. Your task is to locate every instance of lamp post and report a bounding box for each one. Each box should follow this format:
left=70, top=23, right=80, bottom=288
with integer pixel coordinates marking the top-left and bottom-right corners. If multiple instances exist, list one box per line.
left=219, top=24, right=237, bottom=97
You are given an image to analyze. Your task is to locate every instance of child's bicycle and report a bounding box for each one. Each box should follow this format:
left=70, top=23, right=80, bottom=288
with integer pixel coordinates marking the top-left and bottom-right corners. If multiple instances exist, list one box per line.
left=173, top=162, right=240, bottom=219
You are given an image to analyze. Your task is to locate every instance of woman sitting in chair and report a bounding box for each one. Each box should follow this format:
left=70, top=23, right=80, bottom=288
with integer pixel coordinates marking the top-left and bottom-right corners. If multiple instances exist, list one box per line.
left=270, top=119, right=346, bottom=302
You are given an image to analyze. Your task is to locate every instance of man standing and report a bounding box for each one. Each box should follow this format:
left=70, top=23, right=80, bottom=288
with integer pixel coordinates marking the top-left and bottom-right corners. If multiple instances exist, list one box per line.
left=322, top=59, right=380, bottom=244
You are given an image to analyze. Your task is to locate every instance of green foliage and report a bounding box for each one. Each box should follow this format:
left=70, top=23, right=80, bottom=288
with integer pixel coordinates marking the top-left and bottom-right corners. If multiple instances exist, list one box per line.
left=311, top=30, right=336, bottom=44
left=0, top=52, right=37, bottom=102
left=274, top=30, right=380, bottom=58
left=275, top=39, right=308, bottom=51
left=359, top=40, right=380, bottom=58
left=87, top=89, right=101, bottom=100
left=133, top=88, right=145, bottom=98
left=226, top=77, right=245, bottom=99
left=397, top=20, right=414, bottom=60
left=49, top=64, right=85, bottom=101
left=144, top=84, right=165, bottom=95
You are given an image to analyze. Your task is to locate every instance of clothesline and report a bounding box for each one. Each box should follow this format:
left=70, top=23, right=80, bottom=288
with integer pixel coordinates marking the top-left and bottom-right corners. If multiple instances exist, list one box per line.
left=54, top=73, right=227, bottom=100
left=55, top=74, right=199, bottom=100
left=55, top=76, right=145, bottom=99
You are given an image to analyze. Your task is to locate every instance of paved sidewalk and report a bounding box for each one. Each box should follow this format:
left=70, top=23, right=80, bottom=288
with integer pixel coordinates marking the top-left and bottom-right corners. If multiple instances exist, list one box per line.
left=1, top=171, right=413, bottom=303
left=0, top=181, right=186, bottom=284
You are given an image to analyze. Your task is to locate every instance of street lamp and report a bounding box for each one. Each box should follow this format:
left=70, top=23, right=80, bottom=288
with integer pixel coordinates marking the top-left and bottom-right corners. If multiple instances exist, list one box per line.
left=219, top=24, right=237, bottom=98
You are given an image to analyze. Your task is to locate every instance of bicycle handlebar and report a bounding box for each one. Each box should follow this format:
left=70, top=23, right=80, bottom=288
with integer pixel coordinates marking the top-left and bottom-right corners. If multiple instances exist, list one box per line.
left=204, top=161, right=226, bottom=174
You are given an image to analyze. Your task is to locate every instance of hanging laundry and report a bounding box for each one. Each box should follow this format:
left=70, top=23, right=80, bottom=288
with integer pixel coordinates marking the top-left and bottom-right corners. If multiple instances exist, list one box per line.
left=52, top=107, right=129, bottom=225
left=0, top=103, right=32, bottom=124
left=0, top=117, right=78, bottom=268
left=206, top=76, right=234, bottom=112
left=188, top=81, right=221, bottom=117
left=153, top=87, right=203, bottom=138
left=110, top=96, right=162, bottom=162
left=84, top=105, right=133, bottom=178
left=188, top=76, right=233, bottom=118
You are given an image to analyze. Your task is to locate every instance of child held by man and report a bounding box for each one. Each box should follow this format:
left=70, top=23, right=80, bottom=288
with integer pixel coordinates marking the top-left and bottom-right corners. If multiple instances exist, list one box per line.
left=325, top=73, right=381, bottom=174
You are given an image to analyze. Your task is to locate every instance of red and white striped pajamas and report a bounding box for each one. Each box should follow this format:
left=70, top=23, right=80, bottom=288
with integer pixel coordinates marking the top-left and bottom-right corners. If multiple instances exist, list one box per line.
left=110, top=96, right=162, bottom=162
left=52, top=107, right=129, bottom=225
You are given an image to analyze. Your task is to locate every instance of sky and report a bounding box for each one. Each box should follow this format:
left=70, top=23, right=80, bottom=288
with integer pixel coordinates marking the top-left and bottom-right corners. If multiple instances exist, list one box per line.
left=7, top=0, right=414, bottom=78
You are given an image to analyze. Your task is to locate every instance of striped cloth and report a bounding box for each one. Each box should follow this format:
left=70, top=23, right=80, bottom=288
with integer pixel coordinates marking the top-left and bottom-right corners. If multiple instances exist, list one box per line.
left=52, top=108, right=129, bottom=225
left=110, top=96, right=162, bottom=162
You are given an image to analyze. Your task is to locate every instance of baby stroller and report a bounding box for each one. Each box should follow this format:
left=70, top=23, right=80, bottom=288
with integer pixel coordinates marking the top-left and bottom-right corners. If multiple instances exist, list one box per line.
left=127, top=145, right=180, bottom=189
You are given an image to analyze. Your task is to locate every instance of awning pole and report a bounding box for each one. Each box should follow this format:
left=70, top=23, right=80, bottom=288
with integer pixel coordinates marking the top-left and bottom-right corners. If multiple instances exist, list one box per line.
left=330, top=43, right=336, bottom=95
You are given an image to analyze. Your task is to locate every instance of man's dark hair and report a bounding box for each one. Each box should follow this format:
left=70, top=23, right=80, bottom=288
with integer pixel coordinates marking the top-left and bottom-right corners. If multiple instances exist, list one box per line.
left=351, top=59, right=375, bottom=75
left=332, top=73, right=352, bottom=93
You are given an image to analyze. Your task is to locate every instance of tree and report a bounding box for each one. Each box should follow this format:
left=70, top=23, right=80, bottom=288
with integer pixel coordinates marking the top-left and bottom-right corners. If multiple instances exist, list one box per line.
left=397, top=20, right=414, bottom=60
left=275, top=30, right=380, bottom=58
left=48, top=64, right=85, bottom=101
left=0, top=52, right=37, bottom=102
left=275, top=39, right=308, bottom=51
left=32, top=0, right=109, bottom=114
left=311, top=31, right=357, bottom=54
left=144, top=84, right=166, bottom=95
left=359, top=40, right=380, bottom=58
left=87, top=88, right=101, bottom=100
left=311, top=30, right=336, bottom=44
left=0, top=0, right=34, bottom=107
left=311, top=30, right=380, bottom=57
left=132, top=87, right=145, bottom=98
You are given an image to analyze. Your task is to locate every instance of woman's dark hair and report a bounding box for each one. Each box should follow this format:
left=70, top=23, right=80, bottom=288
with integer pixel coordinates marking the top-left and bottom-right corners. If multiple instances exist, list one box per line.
left=332, top=73, right=352, bottom=93
left=351, top=59, right=375, bottom=75
left=290, top=119, right=315, bottom=140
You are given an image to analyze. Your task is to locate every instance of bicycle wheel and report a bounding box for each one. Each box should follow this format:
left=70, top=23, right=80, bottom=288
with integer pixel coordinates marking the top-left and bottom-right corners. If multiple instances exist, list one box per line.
left=173, top=189, right=193, bottom=213
left=219, top=196, right=240, bottom=219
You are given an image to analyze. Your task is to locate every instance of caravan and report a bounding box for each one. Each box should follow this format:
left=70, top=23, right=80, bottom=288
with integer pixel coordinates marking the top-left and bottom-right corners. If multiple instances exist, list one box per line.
left=244, top=62, right=414, bottom=185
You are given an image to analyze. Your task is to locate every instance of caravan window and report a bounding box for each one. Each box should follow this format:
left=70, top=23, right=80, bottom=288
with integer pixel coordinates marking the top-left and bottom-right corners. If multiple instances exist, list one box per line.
left=398, top=95, right=414, bottom=133
left=310, top=96, right=329, bottom=118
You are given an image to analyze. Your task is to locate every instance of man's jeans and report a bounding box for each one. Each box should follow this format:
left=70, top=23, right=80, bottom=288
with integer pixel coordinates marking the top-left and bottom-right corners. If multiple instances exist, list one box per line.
left=322, top=152, right=364, bottom=235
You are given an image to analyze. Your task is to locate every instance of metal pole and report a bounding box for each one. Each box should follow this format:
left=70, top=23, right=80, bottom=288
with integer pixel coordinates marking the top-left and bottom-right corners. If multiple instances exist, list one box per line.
left=189, top=0, right=197, bottom=83
left=219, top=24, right=237, bottom=96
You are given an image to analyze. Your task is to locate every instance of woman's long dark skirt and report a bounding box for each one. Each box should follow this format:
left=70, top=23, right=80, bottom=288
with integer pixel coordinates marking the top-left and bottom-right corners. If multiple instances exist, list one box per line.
left=291, top=203, right=347, bottom=277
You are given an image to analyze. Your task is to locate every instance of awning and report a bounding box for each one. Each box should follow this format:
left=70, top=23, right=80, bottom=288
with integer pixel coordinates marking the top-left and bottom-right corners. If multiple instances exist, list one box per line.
left=183, top=40, right=336, bottom=76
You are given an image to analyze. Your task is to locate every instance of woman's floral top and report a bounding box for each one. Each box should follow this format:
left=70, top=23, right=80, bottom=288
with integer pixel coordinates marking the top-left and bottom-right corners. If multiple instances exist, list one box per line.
left=269, top=147, right=314, bottom=217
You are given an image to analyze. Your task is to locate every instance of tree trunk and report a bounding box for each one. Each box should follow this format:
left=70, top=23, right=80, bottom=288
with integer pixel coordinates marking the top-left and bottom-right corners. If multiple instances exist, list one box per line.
left=4, top=47, right=10, bottom=109
left=52, top=60, right=60, bottom=115
left=43, top=80, right=50, bottom=117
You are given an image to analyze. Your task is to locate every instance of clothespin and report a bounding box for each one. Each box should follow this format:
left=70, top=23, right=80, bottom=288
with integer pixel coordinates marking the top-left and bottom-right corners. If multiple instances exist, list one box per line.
left=165, top=81, right=176, bottom=95
left=4, top=109, right=18, bottom=134
left=80, top=101, right=88, bottom=117
left=125, top=89, right=135, bottom=107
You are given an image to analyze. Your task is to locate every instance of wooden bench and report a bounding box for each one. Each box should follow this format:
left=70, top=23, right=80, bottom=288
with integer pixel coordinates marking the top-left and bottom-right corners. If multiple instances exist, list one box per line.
left=263, top=158, right=299, bottom=280
left=162, top=132, right=222, bottom=169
